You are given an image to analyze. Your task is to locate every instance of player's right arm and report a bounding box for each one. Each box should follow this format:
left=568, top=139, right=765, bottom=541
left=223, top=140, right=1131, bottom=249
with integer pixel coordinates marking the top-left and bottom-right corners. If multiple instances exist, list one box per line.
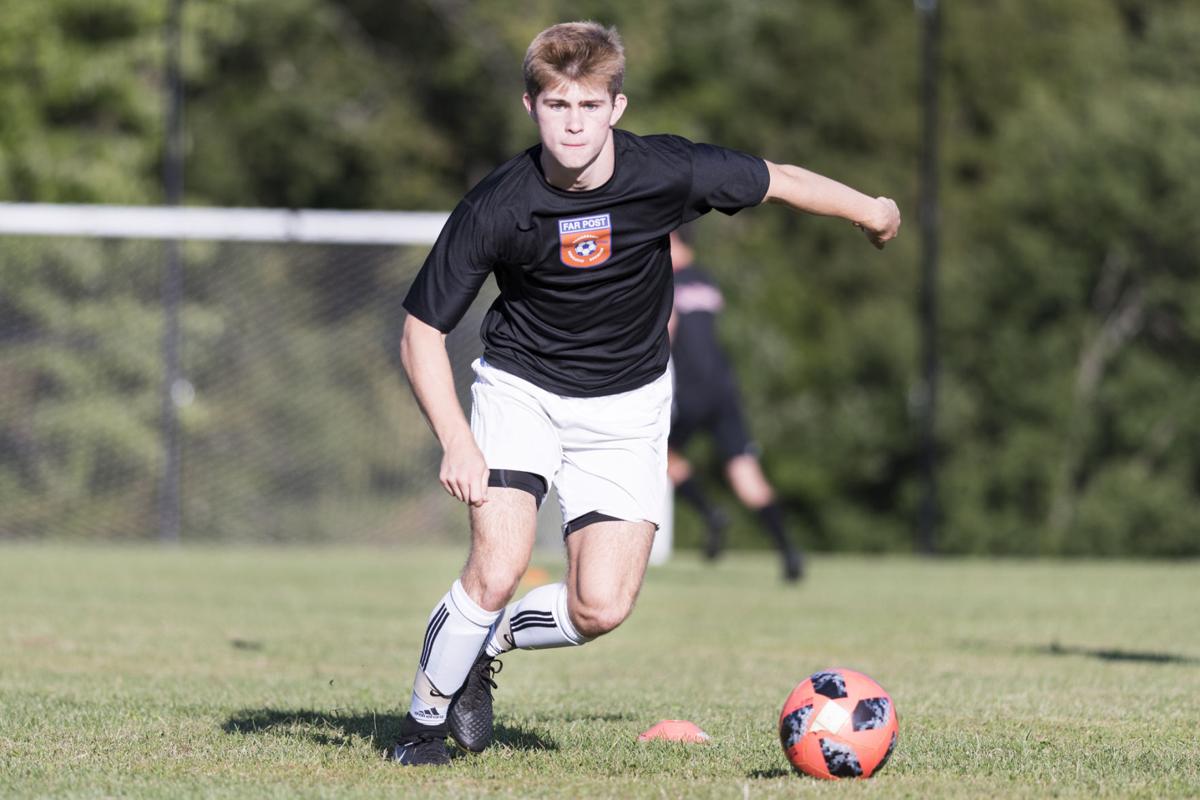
left=400, top=314, right=489, bottom=506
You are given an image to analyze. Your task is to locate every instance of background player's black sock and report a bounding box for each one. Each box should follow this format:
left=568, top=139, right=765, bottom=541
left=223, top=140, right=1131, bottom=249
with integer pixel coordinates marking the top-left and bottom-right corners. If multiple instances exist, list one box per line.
left=676, top=476, right=716, bottom=520
left=676, top=477, right=727, bottom=559
left=757, top=502, right=804, bottom=581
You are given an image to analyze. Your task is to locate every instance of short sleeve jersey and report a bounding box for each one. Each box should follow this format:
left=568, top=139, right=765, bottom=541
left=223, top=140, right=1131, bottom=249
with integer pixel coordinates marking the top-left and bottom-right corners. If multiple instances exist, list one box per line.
left=402, top=129, right=769, bottom=397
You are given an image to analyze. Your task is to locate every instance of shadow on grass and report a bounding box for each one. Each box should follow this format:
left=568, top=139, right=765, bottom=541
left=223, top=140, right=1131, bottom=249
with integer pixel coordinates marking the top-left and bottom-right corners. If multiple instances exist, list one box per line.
left=747, top=767, right=791, bottom=779
left=529, top=711, right=635, bottom=723
left=222, top=709, right=558, bottom=754
left=493, top=722, right=559, bottom=751
left=1036, top=641, right=1199, bottom=665
left=961, top=638, right=1200, bottom=666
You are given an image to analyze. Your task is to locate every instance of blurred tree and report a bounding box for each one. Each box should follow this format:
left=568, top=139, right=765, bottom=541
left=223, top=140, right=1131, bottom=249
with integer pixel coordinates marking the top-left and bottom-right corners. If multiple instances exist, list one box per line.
left=1, top=0, right=1198, bottom=554
left=0, top=0, right=163, bottom=202
left=939, top=0, right=1200, bottom=555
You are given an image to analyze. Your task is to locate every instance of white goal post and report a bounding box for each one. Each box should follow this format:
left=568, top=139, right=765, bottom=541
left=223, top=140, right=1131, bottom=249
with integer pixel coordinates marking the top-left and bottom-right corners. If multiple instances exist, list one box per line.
left=0, top=202, right=449, bottom=245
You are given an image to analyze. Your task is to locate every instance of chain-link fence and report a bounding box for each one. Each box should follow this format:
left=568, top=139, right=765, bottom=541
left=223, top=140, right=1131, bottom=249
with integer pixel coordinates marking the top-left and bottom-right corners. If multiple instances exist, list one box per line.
left=0, top=206, right=501, bottom=544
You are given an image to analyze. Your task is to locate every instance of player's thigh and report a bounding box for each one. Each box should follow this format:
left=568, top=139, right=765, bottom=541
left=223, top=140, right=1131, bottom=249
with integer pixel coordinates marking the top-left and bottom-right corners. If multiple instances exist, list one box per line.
left=564, top=518, right=656, bottom=618
left=462, top=487, right=539, bottom=610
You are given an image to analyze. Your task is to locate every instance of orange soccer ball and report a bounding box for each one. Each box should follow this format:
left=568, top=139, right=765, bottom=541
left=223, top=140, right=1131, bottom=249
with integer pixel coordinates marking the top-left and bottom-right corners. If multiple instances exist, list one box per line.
left=778, top=668, right=899, bottom=780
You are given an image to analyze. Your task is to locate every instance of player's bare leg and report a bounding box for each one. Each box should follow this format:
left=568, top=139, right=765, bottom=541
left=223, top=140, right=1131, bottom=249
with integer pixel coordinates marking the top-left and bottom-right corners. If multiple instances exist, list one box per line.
left=461, top=487, right=539, bottom=611
left=396, top=488, right=536, bottom=764
left=725, top=454, right=772, bottom=507
left=726, top=455, right=804, bottom=582
left=450, top=517, right=654, bottom=754
left=563, top=519, right=656, bottom=638
left=667, top=449, right=692, bottom=486
left=443, top=487, right=538, bottom=754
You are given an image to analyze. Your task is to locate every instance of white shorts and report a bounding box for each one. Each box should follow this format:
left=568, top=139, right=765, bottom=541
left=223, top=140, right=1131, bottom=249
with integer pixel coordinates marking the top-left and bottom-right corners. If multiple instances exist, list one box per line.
left=469, top=358, right=673, bottom=532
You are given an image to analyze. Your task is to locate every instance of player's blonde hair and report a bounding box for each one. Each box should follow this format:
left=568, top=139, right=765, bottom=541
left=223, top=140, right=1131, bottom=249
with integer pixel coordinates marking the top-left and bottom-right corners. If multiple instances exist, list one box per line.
left=523, top=22, right=625, bottom=99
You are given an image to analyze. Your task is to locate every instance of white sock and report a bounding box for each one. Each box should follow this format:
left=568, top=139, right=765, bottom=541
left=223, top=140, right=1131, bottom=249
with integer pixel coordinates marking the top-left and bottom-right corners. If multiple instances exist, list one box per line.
left=484, top=582, right=590, bottom=656
left=409, top=579, right=500, bottom=726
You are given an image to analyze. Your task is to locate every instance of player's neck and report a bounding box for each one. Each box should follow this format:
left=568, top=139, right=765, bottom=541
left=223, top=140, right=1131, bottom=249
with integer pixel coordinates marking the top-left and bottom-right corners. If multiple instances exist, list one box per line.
left=540, top=134, right=616, bottom=192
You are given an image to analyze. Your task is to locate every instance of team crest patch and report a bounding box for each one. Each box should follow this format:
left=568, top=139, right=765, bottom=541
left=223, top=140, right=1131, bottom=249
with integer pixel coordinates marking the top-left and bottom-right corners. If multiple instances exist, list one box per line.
left=558, top=214, right=612, bottom=268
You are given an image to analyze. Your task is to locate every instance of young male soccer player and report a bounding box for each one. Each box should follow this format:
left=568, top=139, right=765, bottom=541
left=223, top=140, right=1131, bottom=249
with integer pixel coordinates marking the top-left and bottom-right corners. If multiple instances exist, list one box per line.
left=394, top=21, right=900, bottom=765
left=666, top=228, right=805, bottom=582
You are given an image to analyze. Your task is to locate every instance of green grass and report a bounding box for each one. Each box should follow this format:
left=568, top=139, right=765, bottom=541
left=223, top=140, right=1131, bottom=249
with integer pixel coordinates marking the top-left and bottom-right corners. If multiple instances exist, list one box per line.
left=1, top=545, right=1198, bottom=798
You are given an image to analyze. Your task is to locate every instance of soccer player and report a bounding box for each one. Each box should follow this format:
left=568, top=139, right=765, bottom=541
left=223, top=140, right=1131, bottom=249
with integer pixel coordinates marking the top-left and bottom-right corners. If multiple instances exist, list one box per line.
left=393, top=21, right=900, bottom=765
left=666, top=228, right=805, bottom=581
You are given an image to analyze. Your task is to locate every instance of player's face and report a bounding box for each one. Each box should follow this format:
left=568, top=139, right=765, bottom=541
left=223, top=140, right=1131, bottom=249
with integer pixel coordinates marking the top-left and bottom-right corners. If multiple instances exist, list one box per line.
left=524, top=80, right=627, bottom=184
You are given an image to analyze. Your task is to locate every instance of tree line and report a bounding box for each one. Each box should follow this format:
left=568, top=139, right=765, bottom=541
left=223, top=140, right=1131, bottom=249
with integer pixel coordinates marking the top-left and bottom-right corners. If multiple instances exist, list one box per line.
left=1, top=0, right=1198, bottom=555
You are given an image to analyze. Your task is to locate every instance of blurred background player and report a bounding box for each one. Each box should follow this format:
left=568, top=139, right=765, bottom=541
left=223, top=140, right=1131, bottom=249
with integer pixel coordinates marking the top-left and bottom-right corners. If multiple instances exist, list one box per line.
left=667, top=228, right=804, bottom=582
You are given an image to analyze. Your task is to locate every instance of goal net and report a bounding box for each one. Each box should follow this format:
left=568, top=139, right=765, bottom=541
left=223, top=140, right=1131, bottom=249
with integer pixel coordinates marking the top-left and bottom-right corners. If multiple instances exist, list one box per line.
left=0, top=203, right=488, bottom=545
left=1, top=203, right=675, bottom=558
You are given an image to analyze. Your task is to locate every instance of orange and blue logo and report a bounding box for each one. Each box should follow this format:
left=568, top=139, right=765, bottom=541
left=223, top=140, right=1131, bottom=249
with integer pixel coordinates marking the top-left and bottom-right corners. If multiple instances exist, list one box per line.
left=558, top=213, right=612, bottom=268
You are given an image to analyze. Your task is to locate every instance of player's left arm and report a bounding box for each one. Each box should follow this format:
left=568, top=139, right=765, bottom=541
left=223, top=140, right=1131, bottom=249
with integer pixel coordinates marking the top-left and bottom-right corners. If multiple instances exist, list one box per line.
left=762, top=161, right=900, bottom=250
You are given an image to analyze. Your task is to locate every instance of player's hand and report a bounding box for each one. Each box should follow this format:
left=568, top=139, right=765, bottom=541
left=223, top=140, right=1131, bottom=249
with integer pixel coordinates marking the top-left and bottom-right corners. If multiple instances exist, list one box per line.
left=440, top=436, right=489, bottom=507
left=855, top=197, right=901, bottom=250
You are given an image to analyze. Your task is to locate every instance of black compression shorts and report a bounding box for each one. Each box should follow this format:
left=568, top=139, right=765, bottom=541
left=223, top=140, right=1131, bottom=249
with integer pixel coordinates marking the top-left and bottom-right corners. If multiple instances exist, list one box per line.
left=668, top=384, right=756, bottom=462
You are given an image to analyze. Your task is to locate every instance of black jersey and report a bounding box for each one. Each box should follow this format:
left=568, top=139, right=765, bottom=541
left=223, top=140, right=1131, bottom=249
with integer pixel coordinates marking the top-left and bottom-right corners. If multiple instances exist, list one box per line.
left=671, top=265, right=738, bottom=399
left=403, top=129, right=769, bottom=397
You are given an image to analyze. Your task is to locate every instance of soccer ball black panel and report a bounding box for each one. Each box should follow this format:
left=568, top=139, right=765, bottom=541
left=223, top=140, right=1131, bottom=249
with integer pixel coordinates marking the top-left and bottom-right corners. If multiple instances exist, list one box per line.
left=780, top=704, right=814, bottom=750
left=810, top=670, right=848, bottom=699
left=852, top=697, right=891, bottom=732
left=820, top=737, right=863, bottom=778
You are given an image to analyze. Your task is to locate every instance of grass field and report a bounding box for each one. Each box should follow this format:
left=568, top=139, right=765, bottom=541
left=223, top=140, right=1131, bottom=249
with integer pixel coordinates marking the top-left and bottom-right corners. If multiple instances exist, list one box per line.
left=1, top=544, right=1198, bottom=799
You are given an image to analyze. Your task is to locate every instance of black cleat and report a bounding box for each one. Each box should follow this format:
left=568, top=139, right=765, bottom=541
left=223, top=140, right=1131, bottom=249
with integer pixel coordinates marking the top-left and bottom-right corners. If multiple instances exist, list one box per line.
left=448, top=651, right=503, bottom=752
left=783, top=547, right=805, bottom=583
left=391, top=713, right=451, bottom=766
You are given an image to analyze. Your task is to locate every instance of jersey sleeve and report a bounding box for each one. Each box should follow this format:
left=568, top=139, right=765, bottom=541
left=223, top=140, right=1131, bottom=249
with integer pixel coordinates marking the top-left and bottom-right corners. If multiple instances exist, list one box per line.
left=686, top=143, right=771, bottom=219
left=401, top=200, right=495, bottom=333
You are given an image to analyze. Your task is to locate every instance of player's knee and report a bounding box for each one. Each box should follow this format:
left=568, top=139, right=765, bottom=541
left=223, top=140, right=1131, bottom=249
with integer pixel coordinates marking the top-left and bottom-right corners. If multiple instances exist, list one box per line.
left=568, top=596, right=633, bottom=639
left=728, top=456, right=774, bottom=508
left=570, top=607, right=625, bottom=639
left=736, top=483, right=773, bottom=509
left=462, top=564, right=523, bottom=612
left=479, top=580, right=520, bottom=613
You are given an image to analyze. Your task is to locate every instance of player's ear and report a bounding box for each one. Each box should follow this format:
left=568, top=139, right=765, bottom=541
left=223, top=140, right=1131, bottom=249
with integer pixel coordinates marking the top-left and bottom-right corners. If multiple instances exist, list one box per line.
left=609, top=93, right=627, bottom=126
left=523, top=92, right=536, bottom=120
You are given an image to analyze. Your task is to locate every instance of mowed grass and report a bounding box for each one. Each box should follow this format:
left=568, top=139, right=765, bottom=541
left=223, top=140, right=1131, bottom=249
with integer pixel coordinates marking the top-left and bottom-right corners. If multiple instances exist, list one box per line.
left=1, top=545, right=1198, bottom=799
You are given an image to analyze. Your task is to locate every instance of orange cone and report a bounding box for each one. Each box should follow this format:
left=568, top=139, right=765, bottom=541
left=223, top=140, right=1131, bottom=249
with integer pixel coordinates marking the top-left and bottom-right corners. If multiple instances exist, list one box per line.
left=519, top=566, right=551, bottom=589
left=637, top=720, right=711, bottom=743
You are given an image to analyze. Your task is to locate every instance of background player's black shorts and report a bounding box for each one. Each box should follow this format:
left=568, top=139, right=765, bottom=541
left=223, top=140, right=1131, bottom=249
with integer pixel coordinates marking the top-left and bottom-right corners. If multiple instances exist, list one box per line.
left=668, top=383, right=757, bottom=463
